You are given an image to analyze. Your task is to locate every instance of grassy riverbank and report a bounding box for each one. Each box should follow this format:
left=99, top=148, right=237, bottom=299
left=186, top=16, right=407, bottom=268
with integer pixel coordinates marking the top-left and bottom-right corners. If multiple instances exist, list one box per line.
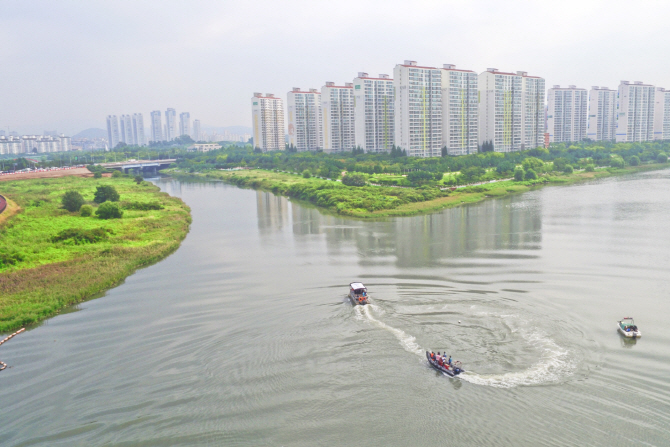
left=179, top=162, right=669, bottom=219
left=0, top=176, right=191, bottom=332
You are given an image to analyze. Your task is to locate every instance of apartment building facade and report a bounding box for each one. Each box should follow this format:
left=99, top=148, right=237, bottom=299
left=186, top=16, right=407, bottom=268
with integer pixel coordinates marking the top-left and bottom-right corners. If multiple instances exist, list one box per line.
left=394, top=61, right=442, bottom=157
left=546, top=85, right=588, bottom=143
left=150, top=111, right=163, bottom=143
left=0, top=135, right=72, bottom=155
left=106, top=115, right=120, bottom=148
left=321, top=82, right=355, bottom=153
left=519, top=71, right=545, bottom=150
left=193, top=119, right=202, bottom=142
left=616, top=81, right=655, bottom=142
left=587, top=87, right=617, bottom=142
left=251, top=92, right=285, bottom=152
left=478, top=68, right=523, bottom=152
left=653, top=87, right=670, bottom=140
left=132, top=113, right=146, bottom=146
left=287, top=88, right=323, bottom=151
left=179, top=112, right=191, bottom=138
left=353, top=73, right=395, bottom=153
left=120, top=115, right=133, bottom=145
left=440, top=64, right=478, bottom=155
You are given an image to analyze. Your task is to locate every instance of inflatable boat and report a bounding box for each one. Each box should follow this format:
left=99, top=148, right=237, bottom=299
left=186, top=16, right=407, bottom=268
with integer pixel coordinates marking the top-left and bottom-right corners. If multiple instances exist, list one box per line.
left=426, top=351, right=464, bottom=377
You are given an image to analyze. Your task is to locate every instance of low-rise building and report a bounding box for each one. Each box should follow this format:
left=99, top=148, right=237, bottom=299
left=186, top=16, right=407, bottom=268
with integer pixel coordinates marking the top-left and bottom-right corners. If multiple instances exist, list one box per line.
left=187, top=143, right=220, bottom=152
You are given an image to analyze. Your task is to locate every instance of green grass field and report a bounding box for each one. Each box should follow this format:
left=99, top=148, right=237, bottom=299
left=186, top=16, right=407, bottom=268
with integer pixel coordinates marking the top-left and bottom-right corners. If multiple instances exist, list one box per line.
left=0, top=176, right=191, bottom=332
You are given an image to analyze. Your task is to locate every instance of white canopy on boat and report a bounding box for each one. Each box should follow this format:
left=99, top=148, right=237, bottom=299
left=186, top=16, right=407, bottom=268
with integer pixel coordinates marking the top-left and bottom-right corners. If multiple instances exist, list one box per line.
left=350, top=282, right=366, bottom=289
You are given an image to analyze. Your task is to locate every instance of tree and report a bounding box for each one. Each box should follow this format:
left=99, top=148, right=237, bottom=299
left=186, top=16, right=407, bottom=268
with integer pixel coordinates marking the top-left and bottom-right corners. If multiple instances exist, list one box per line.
left=62, top=190, right=85, bottom=212
left=563, top=165, right=574, bottom=174
left=342, top=173, right=367, bottom=186
left=514, top=168, right=525, bottom=181
left=657, top=153, right=668, bottom=163
left=302, top=169, right=311, bottom=178
left=480, top=140, right=494, bottom=153
left=134, top=175, right=143, bottom=184
left=95, top=202, right=123, bottom=219
left=524, top=169, right=538, bottom=180
left=522, top=157, right=544, bottom=171
left=553, top=157, right=568, bottom=171
left=407, top=170, right=435, bottom=185
left=111, top=170, right=122, bottom=178
left=93, top=185, right=120, bottom=203
left=610, top=157, right=624, bottom=168
left=80, top=204, right=93, bottom=216
left=441, top=147, right=447, bottom=157
left=628, top=155, right=640, bottom=166
left=585, top=164, right=595, bottom=172
left=93, top=171, right=102, bottom=178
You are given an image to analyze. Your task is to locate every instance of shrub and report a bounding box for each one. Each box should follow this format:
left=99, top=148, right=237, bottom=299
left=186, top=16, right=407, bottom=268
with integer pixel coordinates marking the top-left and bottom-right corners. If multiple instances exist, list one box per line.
left=563, top=165, right=574, bottom=174
left=585, top=164, right=595, bottom=172
left=95, top=202, right=123, bottom=219
left=79, top=204, right=93, bottom=216
left=657, top=153, right=668, bottom=163
left=628, top=156, right=640, bottom=166
left=93, top=185, right=120, bottom=203
left=61, top=190, right=85, bottom=212
left=0, top=249, right=25, bottom=268
left=134, top=175, right=143, bottom=184
left=407, top=170, right=436, bottom=185
left=342, top=173, right=367, bottom=187
left=522, top=157, right=544, bottom=172
left=524, top=169, right=538, bottom=180
left=514, top=168, right=525, bottom=181
left=302, top=170, right=311, bottom=179
left=111, top=170, right=122, bottom=178
left=123, top=201, right=164, bottom=210
left=51, top=227, right=111, bottom=244
left=93, top=171, right=102, bottom=178
left=610, top=157, right=624, bottom=169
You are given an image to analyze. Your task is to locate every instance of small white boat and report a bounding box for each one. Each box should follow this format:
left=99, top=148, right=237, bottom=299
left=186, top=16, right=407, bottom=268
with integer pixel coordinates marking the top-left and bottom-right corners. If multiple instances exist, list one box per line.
left=617, top=317, right=641, bottom=338
left=349, top=282, right=369, bottom=305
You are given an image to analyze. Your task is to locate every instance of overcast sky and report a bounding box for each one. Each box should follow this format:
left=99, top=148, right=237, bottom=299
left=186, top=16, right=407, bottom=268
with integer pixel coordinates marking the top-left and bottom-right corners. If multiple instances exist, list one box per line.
left=1, top=0, right=669, bottom=135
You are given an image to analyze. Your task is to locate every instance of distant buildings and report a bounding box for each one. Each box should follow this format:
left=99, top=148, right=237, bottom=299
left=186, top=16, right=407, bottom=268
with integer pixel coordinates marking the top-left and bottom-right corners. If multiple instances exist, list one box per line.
left=107, top=113, right=146, bottom=146
left=165, top=108, right=177, bottom=141
left=150, top=111, right=163, bottom=142
left=616, top=81, right=655, bottom=143
left=106, top=115, right=120, bottom=148
left=193, top=119, right=201, bottom=141
left=546, top=85, right=588, bottom=143
left=653, top=87, right=670, bottom=140
left=321, top=82, right=355, bottom=153
left=287, top=88, right=322, bottom=151
left=394, top=61, right=442, bottom=157
left=353, top=73, right=394, bottom=153
left=120, top=115, right=133, bottom=145
left=179, top=112, right=191, bottom=138
left=520, top=71, right=546, bottom=150
left=478, top=68, right=523, bottom=152
left=441, top=64, right=478, bottom=155
left=587, top=87, right=617, bottom=142
left=132, top=113, right=145, bottom=146
left=0, top=134, right=72, bottom=155
left=251, top=93, right=285, bottom=151
left=187, top=143, right=220, bottom=152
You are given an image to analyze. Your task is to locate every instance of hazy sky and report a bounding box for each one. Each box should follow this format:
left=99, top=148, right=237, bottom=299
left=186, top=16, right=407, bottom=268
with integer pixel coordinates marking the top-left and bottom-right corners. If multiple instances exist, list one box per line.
left=1, top=0, right=669, bottom=135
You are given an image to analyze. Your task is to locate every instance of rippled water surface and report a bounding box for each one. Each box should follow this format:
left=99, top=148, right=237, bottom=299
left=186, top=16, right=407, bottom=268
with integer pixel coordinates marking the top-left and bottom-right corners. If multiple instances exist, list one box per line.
left=2, top=170, right=670, bottom=446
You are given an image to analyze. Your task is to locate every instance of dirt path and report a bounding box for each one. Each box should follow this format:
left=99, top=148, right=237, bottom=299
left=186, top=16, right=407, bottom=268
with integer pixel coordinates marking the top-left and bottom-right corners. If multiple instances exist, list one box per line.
left=0, top=197, right=20, bottom=226
left=0, top=167, right=93, bottom=182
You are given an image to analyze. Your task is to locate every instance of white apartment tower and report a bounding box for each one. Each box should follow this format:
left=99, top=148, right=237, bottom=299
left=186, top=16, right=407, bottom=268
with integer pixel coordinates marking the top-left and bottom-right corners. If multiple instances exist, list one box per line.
left=394, top=61, right=442, bottom=157
left=287, top=87, right=322, bottom=151
left=150, top=111, right=163, bottom=142
left=165, top=108, right=177, bottom=141
left=193, top=119, right=202, bottom=142
left=478, top=68, right=523, bottom=152
left=120, top=114, right=134, bottom=145
left=321, top=82, right=355, bottom=153
left=441, top=64, right=478, bottom=155
left=653, top=87, right=670, bottom=140
left=546, top=85, right=588, bottom=143
left=179, top=112, right=191, bottom=137
left=616, top=81, right=655, bottom=142
left=251, top=92, right=285, bottom=151
left=587, top=87, right=617, bottom=142
left=106, top=115, right=120, bottom=148
left=519, top=71, right=545, bottom=150
left=353, top=73, right=395, bottom=153
left=132, top=113, right=146, bottom=146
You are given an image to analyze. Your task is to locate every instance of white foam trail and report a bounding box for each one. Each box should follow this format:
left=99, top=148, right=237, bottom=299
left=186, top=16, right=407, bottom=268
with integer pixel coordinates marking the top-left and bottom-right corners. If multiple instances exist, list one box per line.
left=460, top=328, right=574, bottom=388
left=361, top=305, right=423, bottom=356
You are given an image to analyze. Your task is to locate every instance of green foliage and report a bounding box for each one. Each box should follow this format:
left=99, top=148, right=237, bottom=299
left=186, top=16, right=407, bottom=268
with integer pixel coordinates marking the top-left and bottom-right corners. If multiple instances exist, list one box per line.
left=522, top=157, right=544, bottom=171
left=407, top=170, right=436, bottom=185
left=111, top=170, right=123, bottom=178
left=553, top=158, right=568, bottom=171
left=585, top=164, right=595, bottom=172
left=93, top=185, right=120, bottom=203
left=61, top=190, right=85, bottom=212
left=79, top=204, right=93, bottom=216
left=134, top=175, right=143, bottom=184
left=342, top=173, right=367, bottom=187
left=563, top=165, right=574, bottom=174
left=51, top=227, right=111, bottom=245
left=95, top=202, right=123, bottom=219
left=514, top=168, right=525, bottom=181
left=123, top=201, right=164, bottom=210
left=524, top=169, right=538, bottom=180
left=93, top=171, right=103, bottom=178
left=610, top=157, right=625, bottom=169
left=302, top=169, right=312, bottom=179
left=657, top=153, right=668, bottom=163
left=0, top=249, right=25, bottom=268
left=628, top=156, right=640, bottom=166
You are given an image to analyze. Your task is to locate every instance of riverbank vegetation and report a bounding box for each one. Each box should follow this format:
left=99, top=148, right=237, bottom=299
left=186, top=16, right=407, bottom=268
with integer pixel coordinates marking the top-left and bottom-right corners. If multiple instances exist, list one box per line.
left=0, top=176, right=191, bottom=332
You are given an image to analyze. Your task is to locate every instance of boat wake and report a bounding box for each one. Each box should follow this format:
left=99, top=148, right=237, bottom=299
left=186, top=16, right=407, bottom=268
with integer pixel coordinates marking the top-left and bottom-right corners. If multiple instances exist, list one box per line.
left=355, top=305, right=423, bottom=356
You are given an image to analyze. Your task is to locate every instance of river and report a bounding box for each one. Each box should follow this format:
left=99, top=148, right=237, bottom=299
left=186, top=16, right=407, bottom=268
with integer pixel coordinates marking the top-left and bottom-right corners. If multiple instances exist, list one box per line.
left=2, top=170, right=670, bottom=446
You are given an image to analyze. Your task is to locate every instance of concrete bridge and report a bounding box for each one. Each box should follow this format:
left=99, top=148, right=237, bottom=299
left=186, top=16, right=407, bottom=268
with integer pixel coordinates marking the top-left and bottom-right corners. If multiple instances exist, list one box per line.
left=97, top=159, right=176, bottom=175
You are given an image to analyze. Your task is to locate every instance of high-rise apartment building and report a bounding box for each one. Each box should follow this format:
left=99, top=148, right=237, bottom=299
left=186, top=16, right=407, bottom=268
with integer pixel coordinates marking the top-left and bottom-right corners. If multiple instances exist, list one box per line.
left=394, top=61, right=442, bottom=157
left=251, top=92, right=285, bottom=151
left=519, top=71, right=545, bottom=150
left=150, top=111, right=163, bottom=143
left=132, top=113, right=145, bottom=146
left=616, top=81, right=655, bottom=142
left=179, top=112, right=191, bottom=137
left=653, top=87, right=670, bottom=140
left=193, top=119, right=202, bottom=142
left=120, top=114, right=134, bottom=145
left=321, top=82, right=355, bottom=153
left=546, top=85, right=588, bottom=143
left=287, top=87, right=322, bottom=151
left=165, top=108, right=177, bottom=141
left=353, top=73, right=394, bottom=153
left=106, top=115, right=120, bottom=148
left=478, top=68, right=522, bottom=152
left=587, top=87, right=617, bottom=142
left=440, top=64, right=478, bottom=155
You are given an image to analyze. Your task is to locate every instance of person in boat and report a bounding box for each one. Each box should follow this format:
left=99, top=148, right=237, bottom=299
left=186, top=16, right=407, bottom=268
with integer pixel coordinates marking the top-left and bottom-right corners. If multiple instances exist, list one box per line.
left=448, top=355, right=452, bottom=366
left=430, top=352, right=436, bottom=361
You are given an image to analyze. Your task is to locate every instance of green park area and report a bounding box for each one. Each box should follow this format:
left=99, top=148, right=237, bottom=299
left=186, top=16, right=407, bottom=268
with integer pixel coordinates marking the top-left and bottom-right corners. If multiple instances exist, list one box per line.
left=0, top=175, right=191, bottom=332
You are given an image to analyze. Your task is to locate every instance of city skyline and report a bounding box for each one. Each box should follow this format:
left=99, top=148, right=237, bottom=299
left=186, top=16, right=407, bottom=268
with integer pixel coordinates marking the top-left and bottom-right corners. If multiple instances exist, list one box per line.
left=2, top=1, right=670, bottom=135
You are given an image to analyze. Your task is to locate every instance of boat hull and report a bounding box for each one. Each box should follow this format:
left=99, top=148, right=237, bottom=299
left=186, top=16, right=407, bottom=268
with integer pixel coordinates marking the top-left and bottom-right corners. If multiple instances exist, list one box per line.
left=426, top=351, right=463, bottom=377
left=617, top=324, right=641, bottom=338
left=349, top=292, right=368, bottom=306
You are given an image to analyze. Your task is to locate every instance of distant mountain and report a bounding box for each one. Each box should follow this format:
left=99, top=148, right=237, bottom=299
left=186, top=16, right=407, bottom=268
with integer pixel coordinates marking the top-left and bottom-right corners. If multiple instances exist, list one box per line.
left=73, top=128, right=107, bottom=139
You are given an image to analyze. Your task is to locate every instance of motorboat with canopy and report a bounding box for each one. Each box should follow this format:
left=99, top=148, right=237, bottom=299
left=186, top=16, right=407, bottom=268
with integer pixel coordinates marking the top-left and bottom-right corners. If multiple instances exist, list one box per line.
left=349, top=282, right=369, bottom=305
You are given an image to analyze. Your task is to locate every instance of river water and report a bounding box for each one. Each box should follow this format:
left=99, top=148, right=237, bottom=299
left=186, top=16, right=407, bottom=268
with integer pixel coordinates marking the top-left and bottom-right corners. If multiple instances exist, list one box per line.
left=2, top=170, right=670, bottom=446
